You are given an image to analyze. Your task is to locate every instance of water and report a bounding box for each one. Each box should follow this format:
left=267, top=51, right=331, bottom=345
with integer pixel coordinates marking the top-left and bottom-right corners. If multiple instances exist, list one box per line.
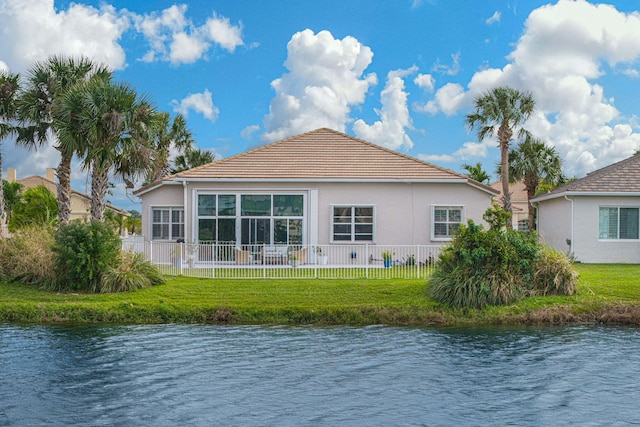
left=1, top=324, right=639, bottom=426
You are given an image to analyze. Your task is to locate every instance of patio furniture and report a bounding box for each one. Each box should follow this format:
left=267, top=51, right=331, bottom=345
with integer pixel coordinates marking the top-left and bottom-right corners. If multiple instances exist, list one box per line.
left=289, top=247, right=307, bottom=264
left=235, top=247, right=251, bottom=264
left=262, top=246, right=288, bottom=264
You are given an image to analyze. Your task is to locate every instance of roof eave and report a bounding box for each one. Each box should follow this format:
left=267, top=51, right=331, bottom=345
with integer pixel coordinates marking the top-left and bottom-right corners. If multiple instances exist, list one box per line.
left=533, top=191, right=640, bottom=203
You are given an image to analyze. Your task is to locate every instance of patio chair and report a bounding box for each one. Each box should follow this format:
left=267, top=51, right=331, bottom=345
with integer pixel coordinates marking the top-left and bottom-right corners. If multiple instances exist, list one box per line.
left=262, top=245, right=288, bottom=265
left=289, top=247, right=307, bottom=264
left=234, top=247, right=251, bottom=264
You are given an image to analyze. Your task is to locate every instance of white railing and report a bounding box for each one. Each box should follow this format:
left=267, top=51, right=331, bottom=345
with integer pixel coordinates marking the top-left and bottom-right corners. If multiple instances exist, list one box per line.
left=121, top=241, right=442, bottom=280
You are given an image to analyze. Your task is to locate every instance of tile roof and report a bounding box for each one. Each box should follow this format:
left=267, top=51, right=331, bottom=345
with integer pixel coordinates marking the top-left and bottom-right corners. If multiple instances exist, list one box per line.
left=145, top=129, right=495, bottom=193
left=17, top=175, right=130, bottom=216
left=532, top=154, right=640, bottom=201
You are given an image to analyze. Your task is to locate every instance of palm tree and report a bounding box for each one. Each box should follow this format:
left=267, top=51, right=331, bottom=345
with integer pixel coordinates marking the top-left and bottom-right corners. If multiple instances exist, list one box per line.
left=2, top=180, right=23, bottom=224
left=146, top=112, right=194, bottom=183
left=8, top=184, right=58, bottom=231
left=0, top=70, right=20, bottom=230
left=461, top=162, right=491, bottom=184
left=508, top=135, right=562, bottom=230
left=171, top=148, right=216, bottom=174
left=16, top=55, right=111, bottom=224
left=57, top=79, right=156, bottom=221
left=466, top=86, right=535, bottom=229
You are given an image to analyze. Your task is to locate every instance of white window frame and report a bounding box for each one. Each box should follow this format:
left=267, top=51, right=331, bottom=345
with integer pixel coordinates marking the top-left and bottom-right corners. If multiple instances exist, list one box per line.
left=431, top=205, right=464, bottom=241
left=150, top=206, right=184, bottom=241
left=599, top=206, right=640, bottom=240
left=330, top=205, right=375, bottom=244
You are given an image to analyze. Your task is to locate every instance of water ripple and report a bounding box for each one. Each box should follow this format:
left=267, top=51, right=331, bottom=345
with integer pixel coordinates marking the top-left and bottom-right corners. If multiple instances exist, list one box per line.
left=1, top=324, right=640, bottom=426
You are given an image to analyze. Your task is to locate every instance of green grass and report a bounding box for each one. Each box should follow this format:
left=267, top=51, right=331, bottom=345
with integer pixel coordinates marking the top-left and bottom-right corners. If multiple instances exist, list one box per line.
left=1, top=264, right=639, bottom=326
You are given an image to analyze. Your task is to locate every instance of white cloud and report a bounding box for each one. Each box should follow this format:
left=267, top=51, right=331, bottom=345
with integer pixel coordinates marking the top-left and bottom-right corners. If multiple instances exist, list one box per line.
left=414, top=73, right=435, bottom=92
left=352, top=67, right=416, bottom=150
left=422, top=0, right=640, bottom=177
left=262, top=29, right=377, bottom=142
left=171, top=89, right=219, bottom=122
left=0, top=0, right=129, bottom=72
left=133, top=5, right=243, bottom=65
left=453, top=140, right=494, bottom=160
left=241, top=124, right=261, bottom=140
left=432, top=51, right=461, bottom=76
left=418, top=153, right=456, bottom=163
left=486, top=11, right=501, bottom=25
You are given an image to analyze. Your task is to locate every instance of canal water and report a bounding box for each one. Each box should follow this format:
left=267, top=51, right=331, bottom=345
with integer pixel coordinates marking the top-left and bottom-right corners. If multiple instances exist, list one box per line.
left=1, top=324, right=639, bottom=426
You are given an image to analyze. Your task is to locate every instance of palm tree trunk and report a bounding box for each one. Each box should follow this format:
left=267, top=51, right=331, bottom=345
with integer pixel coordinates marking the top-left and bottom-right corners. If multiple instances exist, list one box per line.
left=0, top=151, right=5, bottom=236
left=57, top=154, right=72, bottom=225
left=500, top=142, right=512, bottom=230
left=90, top=165, right=109, bottom=222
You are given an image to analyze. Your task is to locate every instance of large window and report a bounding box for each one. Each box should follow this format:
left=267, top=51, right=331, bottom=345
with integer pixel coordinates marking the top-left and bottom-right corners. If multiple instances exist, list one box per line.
left=151, top=207, right=184, bottom=240
left=196, top=193, right=304, bottom=246
left=433, top=206, right=463, bottom=240
left=332, top=206, right=374, bottom=243
left=599, top=207, right=639, bottom=240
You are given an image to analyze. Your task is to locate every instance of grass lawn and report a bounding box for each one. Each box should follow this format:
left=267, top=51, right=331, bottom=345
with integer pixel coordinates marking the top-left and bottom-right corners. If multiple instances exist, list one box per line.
left=1, top=264, right=639, bottom=326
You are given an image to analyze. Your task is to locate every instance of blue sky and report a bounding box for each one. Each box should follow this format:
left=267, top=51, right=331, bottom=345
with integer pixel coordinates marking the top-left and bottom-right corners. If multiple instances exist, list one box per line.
left=2, top=0, right=640, bottom=211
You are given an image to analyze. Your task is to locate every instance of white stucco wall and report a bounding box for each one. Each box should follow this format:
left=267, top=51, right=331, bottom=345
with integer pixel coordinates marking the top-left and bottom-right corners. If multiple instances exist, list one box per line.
left=538, top=195, right=640, bottom=263
left=139, top=180, right=495, bottom=246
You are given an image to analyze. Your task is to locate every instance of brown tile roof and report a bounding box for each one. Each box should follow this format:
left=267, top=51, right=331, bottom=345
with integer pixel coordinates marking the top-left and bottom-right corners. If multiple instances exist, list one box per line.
left=532, top=154, right=640, bottom=201
left=17, top=175, right=130, bottom=216
left=138, top=128, right=496, bottom=194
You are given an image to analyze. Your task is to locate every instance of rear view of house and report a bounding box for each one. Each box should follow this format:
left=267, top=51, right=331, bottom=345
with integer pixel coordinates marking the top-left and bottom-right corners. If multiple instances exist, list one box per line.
left=135, top=128, right=496, bottom=260
left=533, top=154, right=640, bottom=263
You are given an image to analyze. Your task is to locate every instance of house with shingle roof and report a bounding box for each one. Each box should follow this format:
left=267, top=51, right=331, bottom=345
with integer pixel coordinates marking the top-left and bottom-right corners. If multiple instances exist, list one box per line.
left=532, top=154, right=640, bottom=263
left=135, top=128, right=497, bottom=253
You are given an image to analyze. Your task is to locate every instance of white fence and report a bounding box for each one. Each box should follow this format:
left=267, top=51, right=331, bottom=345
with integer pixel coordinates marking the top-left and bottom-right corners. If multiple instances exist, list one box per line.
left=121, top=240, right=442, bottom=280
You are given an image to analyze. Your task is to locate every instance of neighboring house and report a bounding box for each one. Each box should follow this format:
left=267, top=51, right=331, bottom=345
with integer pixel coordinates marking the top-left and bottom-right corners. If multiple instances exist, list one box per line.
left=490, top=180, right=530, bottom=231
left=135, top=128, right=498, bottom=251
left=532, top=154, right=640, bottom=263
left=6, top=167, right=130, bottom=223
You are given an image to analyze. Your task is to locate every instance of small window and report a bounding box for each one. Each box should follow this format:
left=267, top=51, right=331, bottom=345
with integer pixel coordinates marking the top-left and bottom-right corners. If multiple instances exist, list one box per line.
left=152, top=207, right=184, bottom=240
left=332, top=206, right=374, bottom=243
left=518, top=219, right=530, bottom=232
left=599, top=207, right=639, bottom=240
left=433, top=206, right=463, bottom=240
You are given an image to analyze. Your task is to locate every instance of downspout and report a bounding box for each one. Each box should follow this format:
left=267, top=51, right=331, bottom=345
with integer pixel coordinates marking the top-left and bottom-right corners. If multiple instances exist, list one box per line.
left=564, top=195, right=574, bottom=255
left=183, top=180, right=188, bottom=242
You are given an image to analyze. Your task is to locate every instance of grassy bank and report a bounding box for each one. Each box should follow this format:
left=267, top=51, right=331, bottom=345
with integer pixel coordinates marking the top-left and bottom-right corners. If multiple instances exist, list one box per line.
left=1, top=264, right=639, bottom=326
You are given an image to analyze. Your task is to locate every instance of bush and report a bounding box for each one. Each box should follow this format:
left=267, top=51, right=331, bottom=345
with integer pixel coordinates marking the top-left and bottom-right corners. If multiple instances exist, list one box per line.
left=428, top=220, right=540, bottom=309
left=53, top=220, right=121, bottom=292
left=0, top=226, right=57, bottom=287
left=99, top=251, right=165, bottom=293
left=531, top=247, right=578, bottom=296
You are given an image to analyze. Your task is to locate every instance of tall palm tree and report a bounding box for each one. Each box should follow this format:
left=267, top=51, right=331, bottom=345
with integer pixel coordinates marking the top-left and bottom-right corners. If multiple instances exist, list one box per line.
left=509, top=135, right=562, bottom=230
left=466, top=86, right=535, bottom=229
left=461, top=162, right=491, bottom=184
left=0, top=70, right=20, bottom=229
left=146, top=112, right=194, bottom=183
left=171, top=148, right=216, bottom=174
left=16, top=55, right=111, bottom=224
left=57, top=79, right=156, bottom=221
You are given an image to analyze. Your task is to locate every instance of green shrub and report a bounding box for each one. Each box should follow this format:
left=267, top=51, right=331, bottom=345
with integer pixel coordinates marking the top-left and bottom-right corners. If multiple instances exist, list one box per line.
left=0, top=226, right=57, bottom=287
left=99, top=251, right=165, bottom=293
left=53, top=220, right=121, bottom=292
left=428, top=220, right=540, bottom=308
left=531, top=247, right=578, bottom=296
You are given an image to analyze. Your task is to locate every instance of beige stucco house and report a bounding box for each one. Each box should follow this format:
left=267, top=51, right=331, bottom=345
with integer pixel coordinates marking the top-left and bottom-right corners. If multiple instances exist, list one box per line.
left=7, top=167, right=130, bottom=222
left=135, top=128, right=498, bottom=252
left=532, top=154, right=640, bottom=263
left=490, top=180, right=530, bottom=231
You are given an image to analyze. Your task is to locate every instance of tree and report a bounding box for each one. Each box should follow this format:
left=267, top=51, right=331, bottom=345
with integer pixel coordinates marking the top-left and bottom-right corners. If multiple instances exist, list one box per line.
left=57, top=78, right=156, bottom=221
left=0, top=70, right=20, bottom=229
left=2, top=180, right=23, bottom=224
left=509, top=135, right=563, bottom=230
left=466, top=86, right=535, bottom=229
left=16, top=55, right=111, bottom=225
left=171, top=148, right=216, bottom=174
left=461, top=162, right=491, bottom=184
left=9, top=184, right=58, bottom=231
left=146, top=112, right=194, bottom=183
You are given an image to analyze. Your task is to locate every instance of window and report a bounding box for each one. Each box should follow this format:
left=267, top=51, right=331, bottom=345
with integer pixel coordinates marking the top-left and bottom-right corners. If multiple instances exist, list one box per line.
left=599, top=207, right=639, bottom=240
left=518, top=219, right=530, bottom=232
left=433, top=206, right=463, bottom=240
left=197, top=194, right=237, bottom=243
left=332, top=206, right=374, bottom=242
left=151, top=207, right=184, bottom=240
